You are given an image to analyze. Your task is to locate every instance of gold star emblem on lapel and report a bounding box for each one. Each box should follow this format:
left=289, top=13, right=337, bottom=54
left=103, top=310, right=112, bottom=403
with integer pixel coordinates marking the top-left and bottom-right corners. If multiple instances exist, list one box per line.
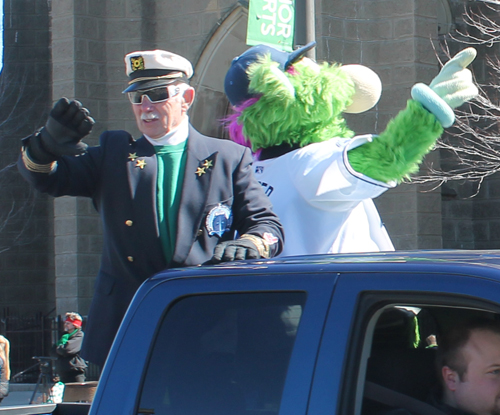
left=195, top=166, right=206, bottom=176
left=128, top=152, right=138, bottom=161
left=136, top=159, right=147, bottom=169
left=203, top=159, right=213, bottom=169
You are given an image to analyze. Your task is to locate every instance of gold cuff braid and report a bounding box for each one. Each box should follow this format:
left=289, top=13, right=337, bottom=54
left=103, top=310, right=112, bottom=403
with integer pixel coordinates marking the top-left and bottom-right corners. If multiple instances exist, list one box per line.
left=21, top=147, right=56, bottom=174
left=240, top=234, right=270, bottom=259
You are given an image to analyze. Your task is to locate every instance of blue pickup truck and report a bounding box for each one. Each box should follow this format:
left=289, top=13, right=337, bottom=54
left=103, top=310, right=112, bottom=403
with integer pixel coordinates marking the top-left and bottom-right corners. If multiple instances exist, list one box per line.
left=5, top=250, right=500, bottom=415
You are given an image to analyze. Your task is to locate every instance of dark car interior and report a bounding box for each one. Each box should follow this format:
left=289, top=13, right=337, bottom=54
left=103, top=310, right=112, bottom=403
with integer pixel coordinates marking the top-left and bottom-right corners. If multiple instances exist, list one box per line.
left=138, top=292, right=306, bottom=415
left=361, top=305, right=500, bottom=415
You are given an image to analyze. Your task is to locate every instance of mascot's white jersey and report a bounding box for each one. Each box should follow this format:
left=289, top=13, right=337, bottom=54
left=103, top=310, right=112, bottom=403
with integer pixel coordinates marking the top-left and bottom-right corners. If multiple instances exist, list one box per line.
left=253, top=135, right=396, bottom=256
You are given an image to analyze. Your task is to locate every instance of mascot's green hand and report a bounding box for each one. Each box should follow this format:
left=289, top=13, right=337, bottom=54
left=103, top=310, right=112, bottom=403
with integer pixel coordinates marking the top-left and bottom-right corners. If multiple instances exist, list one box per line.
left=411, top=47, right=478, bottom=128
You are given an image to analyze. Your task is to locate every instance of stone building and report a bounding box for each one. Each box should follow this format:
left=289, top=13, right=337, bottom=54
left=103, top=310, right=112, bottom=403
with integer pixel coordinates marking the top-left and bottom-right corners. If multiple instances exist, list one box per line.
left=0, top=0, right=499, bottom=320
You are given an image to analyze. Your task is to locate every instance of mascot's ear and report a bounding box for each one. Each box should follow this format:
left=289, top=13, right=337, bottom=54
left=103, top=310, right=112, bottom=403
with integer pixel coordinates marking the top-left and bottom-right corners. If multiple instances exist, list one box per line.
left=340, top=64, right=382, bottom=114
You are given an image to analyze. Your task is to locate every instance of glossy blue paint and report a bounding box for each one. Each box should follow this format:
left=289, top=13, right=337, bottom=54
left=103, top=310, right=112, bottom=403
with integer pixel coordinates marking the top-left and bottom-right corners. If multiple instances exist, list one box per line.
left=89, top=250, right=500, bottom=415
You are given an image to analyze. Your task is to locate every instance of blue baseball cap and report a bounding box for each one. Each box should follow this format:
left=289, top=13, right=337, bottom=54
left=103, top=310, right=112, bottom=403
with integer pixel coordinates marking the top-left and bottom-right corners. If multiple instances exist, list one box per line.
left=224, top=41, right=317, bottom=107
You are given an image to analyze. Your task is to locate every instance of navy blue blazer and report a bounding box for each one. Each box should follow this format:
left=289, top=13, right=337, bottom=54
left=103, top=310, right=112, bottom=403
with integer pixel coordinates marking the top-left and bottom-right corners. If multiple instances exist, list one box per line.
left=18, top=125, right=284, bottom=367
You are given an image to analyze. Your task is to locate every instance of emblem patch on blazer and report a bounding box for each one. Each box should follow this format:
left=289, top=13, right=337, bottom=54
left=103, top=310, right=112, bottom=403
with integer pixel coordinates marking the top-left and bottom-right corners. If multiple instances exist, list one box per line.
left=206, top=204, right=233, bottom=237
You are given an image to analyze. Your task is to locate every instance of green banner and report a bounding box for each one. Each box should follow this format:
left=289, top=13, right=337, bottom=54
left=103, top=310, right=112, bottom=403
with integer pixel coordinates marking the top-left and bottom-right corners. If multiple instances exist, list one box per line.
left=246, top=0, right=295, bottom=52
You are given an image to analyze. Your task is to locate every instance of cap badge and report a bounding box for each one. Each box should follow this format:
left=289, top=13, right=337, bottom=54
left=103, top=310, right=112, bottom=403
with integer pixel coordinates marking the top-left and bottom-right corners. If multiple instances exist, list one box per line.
left=206, top=204, right=233, bottom=237
left=130, top=56, right=145, bottom=72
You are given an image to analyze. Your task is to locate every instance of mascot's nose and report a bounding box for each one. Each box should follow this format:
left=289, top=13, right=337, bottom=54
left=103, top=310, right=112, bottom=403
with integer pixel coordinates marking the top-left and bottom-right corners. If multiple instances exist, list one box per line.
left=224, top=41, right=317, bottom=107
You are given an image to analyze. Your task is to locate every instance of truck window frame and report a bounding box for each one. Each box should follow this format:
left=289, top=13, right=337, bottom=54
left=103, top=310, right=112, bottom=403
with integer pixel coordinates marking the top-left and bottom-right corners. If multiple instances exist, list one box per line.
left=136, top=291, right=308, bottom=415
left=343, top=291, right=500, bottom=415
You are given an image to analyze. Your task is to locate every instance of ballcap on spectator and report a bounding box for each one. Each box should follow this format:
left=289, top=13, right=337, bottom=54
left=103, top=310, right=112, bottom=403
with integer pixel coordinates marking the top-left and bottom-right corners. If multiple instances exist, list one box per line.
left=123, top=49, right=194, bottom=93
left=224, top=41, right=316, bottom=107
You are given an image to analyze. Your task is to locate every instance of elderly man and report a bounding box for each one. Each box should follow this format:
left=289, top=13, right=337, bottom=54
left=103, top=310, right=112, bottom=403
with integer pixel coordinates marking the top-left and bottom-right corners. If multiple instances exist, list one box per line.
left=17, top=49, right=284, bottom=367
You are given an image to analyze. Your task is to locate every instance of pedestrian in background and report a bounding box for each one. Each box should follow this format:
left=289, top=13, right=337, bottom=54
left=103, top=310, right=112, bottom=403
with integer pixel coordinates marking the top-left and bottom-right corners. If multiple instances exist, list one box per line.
left=54, top=312, right=86, bottom=383
left=0, top=335, right=10, bottom=403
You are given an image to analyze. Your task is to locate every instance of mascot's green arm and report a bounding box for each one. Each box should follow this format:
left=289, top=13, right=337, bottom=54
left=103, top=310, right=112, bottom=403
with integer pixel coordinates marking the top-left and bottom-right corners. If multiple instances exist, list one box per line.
left=347, top=99, right=443, bottom=183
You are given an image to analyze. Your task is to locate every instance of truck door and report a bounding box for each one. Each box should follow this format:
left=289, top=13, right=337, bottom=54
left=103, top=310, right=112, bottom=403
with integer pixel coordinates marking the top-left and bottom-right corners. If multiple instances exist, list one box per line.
left=308, top=270, right=500, bottom=415
left=91, top=272, right=337, bottom=415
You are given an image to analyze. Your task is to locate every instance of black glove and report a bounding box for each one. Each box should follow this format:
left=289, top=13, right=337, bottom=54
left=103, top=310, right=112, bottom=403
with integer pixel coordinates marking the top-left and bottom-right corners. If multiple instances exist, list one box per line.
left=28, top=98, right=94, bottom=163
left=211, top=239, right=261, bottom=263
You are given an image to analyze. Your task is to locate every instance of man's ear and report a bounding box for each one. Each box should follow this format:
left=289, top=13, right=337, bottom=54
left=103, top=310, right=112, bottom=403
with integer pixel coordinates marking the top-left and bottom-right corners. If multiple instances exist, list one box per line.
left=182, top=87, right=195, bottom=111
left=442, top=366, right=459, bottom=391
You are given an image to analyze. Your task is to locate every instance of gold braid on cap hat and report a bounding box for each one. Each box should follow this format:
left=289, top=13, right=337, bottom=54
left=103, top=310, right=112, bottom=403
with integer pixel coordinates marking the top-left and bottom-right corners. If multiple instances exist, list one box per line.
left=128, top=72, right=186, bottom=85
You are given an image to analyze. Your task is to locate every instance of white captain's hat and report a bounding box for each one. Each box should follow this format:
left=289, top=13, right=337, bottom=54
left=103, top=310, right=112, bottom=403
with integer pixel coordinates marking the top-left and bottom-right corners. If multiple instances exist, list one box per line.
left=123, top=49, right=194, bottom=93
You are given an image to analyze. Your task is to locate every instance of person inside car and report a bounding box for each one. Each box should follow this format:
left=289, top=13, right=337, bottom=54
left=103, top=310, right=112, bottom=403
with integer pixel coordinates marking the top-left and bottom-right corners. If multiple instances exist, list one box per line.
left=381, top=317, right=500, bottom=415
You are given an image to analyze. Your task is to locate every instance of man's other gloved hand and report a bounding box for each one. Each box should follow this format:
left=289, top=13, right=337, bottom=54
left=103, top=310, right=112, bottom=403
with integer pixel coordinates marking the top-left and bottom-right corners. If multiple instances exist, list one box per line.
left=29, top=98, right=94, bottom=163
left=211, top=238, right=261, bottom=263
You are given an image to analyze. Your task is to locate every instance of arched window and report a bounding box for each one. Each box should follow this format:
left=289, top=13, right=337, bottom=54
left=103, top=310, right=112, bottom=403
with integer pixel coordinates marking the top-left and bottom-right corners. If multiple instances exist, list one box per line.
left=437, top=0, right=453, bottom=35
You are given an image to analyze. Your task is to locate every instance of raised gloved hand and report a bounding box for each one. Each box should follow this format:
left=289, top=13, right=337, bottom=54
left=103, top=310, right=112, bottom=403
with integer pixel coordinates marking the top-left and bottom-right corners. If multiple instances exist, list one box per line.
left=212, top=238, right=262, bottom=263
left=29, top=98, right=94, bottom=163
left=411, top=48, right=478, bottom=128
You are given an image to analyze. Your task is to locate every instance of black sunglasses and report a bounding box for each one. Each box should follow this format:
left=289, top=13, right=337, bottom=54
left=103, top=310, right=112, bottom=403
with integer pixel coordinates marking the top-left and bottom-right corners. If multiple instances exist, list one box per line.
left=128, top=85, right=182, bottom=104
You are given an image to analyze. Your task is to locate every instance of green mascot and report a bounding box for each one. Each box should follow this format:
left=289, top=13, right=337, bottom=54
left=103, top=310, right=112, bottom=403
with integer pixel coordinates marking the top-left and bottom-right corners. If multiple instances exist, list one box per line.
left=224, top=42, right=478, bottom=255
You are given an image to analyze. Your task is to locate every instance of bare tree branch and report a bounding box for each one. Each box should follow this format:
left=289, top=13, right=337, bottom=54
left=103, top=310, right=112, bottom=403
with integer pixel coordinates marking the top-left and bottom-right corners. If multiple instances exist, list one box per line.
left=410, top=3, right=500, bottom=194
left=0, top=68, right=41, bottom=252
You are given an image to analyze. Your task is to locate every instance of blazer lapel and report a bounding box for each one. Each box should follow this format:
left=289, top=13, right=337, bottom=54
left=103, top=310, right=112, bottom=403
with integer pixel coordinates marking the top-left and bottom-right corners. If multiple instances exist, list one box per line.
left=126, top=137, right=161, bottom=237
left=172, top=126, right=218, bottom=265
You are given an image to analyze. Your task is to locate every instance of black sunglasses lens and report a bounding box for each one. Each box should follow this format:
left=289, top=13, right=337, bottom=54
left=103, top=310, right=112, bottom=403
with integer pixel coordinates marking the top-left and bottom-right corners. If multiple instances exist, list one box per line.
left=128, top=92, right=142, bottom=104
left=146, top=88, right=169, bottom=102
left=128, top=87, right=170, bottom=104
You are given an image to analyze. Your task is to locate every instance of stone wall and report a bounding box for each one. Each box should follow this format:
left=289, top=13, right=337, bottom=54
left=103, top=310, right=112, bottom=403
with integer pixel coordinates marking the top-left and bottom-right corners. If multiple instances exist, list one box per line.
left=0, top=0, right=54, bottom=314
left=3, top=0, right=500, bottom=318
left=316, top=0, right=443, bottom=249
left=440, top=0, right=500, bottom=249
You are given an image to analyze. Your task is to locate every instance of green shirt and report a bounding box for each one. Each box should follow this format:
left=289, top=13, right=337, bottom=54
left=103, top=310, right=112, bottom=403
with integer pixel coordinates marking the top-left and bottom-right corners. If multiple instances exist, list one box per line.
left=154, top=141, right=188, bottom=262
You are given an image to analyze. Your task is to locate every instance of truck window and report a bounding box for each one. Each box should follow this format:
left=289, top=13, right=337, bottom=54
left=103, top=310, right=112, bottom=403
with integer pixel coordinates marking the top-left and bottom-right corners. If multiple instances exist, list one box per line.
left=361, top=304, right=500, bottom=415
left=138, top=292, right=306, bottom=415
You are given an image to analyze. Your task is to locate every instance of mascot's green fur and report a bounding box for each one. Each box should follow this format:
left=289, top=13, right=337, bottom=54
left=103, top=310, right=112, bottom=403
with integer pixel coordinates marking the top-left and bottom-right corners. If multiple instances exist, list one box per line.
left=236, top=54, right=445, bottom=183
left=240, top=57, right=356, bottom=149
left=350, top=100, right=442, bottom=182
left=224, top=43, right=478, bottom=255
